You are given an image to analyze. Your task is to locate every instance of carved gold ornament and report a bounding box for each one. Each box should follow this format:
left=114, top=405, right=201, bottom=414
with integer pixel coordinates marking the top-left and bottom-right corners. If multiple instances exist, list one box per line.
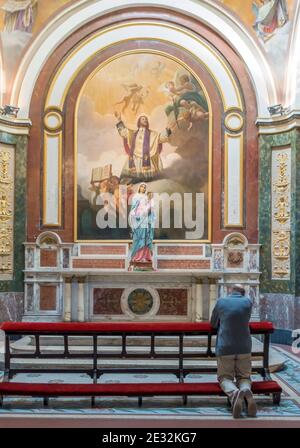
left=273, top=153, right=289, bottom=193
left=0, top=151, right=13, bottom=188
left=274, top=195, right=290, bottom=224
left=0, top=260, right=12, bottom=273
left=227, top=251, right=244, bottom=265
left=0, top=190, right=12, bottom=222
left=273, top=231, right=290, bottom=260
left=0, top=227, right=12, bottom=255
left=0, top=147, right=14, bottom=277
left=272, top=150, right=291, bottom=279
left=273, top=260, right=290, bottom=278
left=40, top=236, right=58, bottom=246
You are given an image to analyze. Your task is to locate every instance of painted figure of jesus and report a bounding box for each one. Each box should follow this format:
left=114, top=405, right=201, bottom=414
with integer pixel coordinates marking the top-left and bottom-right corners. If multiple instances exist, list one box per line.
left=114, top=112, right=171, bottom=183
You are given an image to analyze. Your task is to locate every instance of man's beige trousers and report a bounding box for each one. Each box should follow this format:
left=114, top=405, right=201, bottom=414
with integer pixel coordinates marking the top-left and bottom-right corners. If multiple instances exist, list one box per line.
left=217, top=353, right=252, bottom=401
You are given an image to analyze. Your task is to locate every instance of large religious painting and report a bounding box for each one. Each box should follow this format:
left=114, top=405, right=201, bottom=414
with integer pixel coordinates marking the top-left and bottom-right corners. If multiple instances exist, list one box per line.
left=76, top=52, right=211, bottom=242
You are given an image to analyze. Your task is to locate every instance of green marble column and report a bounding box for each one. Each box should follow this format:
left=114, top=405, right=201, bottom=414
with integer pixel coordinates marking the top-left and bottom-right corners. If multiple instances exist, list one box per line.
left=0, top=130, right=27, bottom=294
left=259, top=127, right=300, bottom=338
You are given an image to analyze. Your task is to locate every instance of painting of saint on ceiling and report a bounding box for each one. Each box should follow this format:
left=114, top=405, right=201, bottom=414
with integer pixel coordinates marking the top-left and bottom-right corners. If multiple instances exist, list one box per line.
left=252, top=0, right=289, bottom=42
left=0, top=0, right=73, bottom=92
left=220, top=0, right=295, bottom=42
left=1, top=0, right=38, bottom=33
left=220, top=0, right=296, bottom=97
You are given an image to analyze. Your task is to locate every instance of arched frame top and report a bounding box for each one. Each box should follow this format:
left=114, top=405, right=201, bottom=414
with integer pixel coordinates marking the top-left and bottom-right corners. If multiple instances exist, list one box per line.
left=11, top=0, right=275, bottom=118
left=46, top=22, right=243, bottom=114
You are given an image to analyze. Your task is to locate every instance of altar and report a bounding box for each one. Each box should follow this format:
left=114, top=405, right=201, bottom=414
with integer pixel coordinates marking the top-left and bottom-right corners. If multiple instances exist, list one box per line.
left=23, top=233, right=260, bottom=323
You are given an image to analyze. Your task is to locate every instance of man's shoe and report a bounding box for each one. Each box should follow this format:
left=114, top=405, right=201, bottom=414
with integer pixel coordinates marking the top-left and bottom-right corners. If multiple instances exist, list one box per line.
left=244, top=389, right=257, bottom=418
left=232, top=390, right=245, bottom=418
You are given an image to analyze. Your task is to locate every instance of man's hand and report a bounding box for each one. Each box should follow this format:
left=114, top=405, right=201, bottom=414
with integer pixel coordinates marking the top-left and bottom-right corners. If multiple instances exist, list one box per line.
left=114, top=111, right=121, bottom=121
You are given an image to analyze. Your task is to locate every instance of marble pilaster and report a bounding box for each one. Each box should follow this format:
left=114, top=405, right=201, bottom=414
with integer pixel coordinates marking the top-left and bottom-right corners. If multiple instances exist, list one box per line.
left=0, top=120, right=28, bottom=322
left=194, top=280, right=204, bottom=322
left=209, top=280, right=217, bottom=319
left=77, top=277, right=86, bottom=322
left=63, top=277, right=72, bottom=322
left=258, top=124, right=300, bottom=332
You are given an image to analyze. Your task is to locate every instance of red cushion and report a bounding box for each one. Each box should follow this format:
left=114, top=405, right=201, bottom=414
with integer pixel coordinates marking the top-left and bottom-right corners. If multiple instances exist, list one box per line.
left=0, top=322, right=212, bottom=334
left=0, top=381, right=281, bottom=396
left=251, top=381, right=282, bottom=393
left=0, top=321, right=274, bottom=334
left=249, top=322, right=274, bottom=333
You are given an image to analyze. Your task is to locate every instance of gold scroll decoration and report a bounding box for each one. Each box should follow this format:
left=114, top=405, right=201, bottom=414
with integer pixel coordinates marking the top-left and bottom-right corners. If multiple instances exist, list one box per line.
left=0, top=147, right=14, bottom=278
left=272, top=150, right=290, bottom=279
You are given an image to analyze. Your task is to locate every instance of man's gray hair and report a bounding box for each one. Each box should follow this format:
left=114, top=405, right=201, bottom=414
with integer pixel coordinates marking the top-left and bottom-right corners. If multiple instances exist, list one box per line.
left=232, top=283, right=246, bottom=296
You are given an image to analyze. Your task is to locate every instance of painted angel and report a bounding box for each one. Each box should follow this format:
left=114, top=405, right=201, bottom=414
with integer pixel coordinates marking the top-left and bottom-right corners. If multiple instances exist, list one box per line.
left=151, top=61, right=165, bottom=79
left=1, top=0, right=38, bottom=33
left=114, top=83, right=143, bottom=114
left=164, top=73, right=208, bottom=129
left=252, top=0, right=288, bottom=41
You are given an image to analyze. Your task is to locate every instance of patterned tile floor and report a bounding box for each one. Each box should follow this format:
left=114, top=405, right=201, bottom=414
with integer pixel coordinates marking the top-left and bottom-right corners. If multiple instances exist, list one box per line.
left=0, top=345, right=300, bottom=421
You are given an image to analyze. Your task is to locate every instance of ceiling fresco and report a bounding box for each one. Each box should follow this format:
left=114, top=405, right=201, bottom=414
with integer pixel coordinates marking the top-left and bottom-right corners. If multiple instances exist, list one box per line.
left=0, top=0, right=299, bottom=105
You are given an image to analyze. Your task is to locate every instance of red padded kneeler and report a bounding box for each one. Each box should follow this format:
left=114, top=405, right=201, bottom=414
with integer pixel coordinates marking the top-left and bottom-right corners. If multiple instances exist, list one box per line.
left=0, top=321, right=274, bottom=334
left=0, top=381, right=282, bottom=397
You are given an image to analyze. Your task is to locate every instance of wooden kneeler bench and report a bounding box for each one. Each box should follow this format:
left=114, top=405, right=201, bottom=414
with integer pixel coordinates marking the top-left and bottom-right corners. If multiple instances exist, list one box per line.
left=0, top=321, right=282, bottom=407
left=0, top=380, right=282, bottom=407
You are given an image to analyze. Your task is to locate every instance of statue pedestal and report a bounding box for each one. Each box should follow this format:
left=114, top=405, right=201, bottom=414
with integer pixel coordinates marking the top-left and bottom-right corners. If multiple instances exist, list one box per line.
left=129, top=260, right=154, bottom=271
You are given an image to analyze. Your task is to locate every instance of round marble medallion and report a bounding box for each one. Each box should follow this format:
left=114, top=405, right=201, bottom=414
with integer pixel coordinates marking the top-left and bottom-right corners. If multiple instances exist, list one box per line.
left=224, top=112, right=243, bottom=132
left=127, top=288, right=154, bottom=315
left=44, top=110, right=63, bottom=131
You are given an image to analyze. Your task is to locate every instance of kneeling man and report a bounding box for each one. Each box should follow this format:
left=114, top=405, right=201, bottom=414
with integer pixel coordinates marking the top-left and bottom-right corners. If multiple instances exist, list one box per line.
left=210, top=284, right=257, bottom=418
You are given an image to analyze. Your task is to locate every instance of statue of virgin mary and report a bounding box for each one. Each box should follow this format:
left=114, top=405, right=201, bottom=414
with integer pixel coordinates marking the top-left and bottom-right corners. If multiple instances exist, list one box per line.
left=128, top=183, right=155, bottom=265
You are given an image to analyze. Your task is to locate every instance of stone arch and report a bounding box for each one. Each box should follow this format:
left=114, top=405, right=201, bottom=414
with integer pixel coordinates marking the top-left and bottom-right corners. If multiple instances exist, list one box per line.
left=10, top=0, right=275, bottom=117
left=223, top=232, right=249, bottom=250
left=36, top=231, right=62, bottom=247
